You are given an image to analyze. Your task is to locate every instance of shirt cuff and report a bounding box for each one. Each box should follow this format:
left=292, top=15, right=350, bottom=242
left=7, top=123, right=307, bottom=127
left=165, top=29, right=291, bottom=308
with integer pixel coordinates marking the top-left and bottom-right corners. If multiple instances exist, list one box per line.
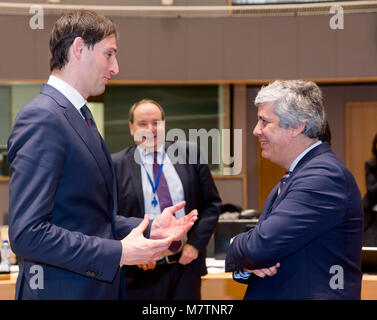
left=233, top=270, right=251, bottom=280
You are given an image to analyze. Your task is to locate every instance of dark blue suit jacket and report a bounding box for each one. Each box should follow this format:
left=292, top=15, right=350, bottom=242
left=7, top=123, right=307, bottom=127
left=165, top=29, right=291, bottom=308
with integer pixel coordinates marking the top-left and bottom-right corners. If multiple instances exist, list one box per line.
left=7, top=84, right=143, bottom=299
left=225, top=142, right=363, bottom=299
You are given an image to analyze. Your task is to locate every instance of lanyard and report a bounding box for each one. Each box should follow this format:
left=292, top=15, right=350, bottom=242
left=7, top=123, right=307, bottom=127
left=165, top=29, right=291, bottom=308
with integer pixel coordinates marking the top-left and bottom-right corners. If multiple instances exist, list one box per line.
left=140, top=152, right=165, bottom=207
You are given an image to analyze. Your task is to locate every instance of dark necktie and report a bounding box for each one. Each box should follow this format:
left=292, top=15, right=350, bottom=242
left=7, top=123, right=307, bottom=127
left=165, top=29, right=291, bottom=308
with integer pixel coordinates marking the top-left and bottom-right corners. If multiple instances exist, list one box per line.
left=278, top=171, right=291, bottom=196
left=80, top=104, right=114, bottom=198
left=80, top=105, right=101, bottom=145
left=153, top=151, right=181, bottom=253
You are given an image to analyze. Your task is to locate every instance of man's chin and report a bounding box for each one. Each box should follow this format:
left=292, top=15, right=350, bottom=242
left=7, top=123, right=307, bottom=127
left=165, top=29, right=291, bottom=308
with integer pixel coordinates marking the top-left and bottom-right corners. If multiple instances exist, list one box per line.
left=90, top=85, right=106, bottom=98
left=261, top=150, right=270, bottom=159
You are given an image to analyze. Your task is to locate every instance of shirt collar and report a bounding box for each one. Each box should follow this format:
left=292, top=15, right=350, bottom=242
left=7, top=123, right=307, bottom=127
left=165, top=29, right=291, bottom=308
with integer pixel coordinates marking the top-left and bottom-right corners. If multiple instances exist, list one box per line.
left=47, top=75, right=87, bottom=115
left=137, top=144, right=165, bottom=163
left=289, top=140, right=322, bottom=172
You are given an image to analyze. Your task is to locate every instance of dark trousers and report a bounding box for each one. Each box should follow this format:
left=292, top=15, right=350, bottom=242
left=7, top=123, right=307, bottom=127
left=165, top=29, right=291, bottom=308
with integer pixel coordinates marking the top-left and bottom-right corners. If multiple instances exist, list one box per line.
left=124, top=262, right=201, bottom=300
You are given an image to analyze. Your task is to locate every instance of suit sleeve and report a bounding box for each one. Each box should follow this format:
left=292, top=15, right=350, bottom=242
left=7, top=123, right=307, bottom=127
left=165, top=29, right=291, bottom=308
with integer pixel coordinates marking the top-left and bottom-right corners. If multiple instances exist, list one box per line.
left=226, top=165, right=347, bottom=272
left=8, top=106, right=122, bottom=283
left=111, top=150, right=152, bottom=239
left=186, top=143, right=221, bottom=252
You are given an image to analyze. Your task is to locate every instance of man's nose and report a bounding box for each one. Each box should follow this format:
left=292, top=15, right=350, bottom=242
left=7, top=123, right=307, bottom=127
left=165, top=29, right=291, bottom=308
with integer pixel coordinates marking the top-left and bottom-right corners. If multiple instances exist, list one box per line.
left=253, top=122, right=261, bottom=137
left=147, top=123, right=155, bottom=131
left=111, top=58, right=119, bottom=76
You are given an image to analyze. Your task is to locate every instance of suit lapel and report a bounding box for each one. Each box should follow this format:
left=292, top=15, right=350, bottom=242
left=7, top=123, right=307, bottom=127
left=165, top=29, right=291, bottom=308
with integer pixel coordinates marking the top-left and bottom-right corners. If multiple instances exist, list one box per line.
left=127, top=146, right=145, bottom=215
left=260, top=142, right=332, bottom=221
left=273, top=142, right=331, bottom=203
left=259, top=183, right=280, bottom=221
left=64, top=107, right=113, bottom=199
left=172, top=161, right=189, bottom=212
left=41, top=84, right=114, bottom=203
left=166, top=141, right=189, bottom=214
left=293, top=142, right=331, bottom=172
left=100, top=138, right=116, bottom=202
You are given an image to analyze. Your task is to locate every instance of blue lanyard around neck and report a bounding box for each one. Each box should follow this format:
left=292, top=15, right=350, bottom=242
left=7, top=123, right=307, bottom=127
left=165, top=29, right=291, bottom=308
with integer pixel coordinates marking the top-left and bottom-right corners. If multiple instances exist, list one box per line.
left=140, top=152, right=165, bottom=195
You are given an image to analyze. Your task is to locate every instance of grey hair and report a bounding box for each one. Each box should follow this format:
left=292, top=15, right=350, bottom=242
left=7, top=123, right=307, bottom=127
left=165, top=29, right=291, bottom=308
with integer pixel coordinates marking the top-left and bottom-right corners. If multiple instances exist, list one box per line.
left=254, top=80, right=326, bottom=139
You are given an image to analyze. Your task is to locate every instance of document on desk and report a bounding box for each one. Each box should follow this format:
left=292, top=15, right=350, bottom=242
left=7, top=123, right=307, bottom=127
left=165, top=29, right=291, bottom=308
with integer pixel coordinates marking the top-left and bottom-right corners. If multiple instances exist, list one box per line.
left=206, top=258, right=225, bottom=273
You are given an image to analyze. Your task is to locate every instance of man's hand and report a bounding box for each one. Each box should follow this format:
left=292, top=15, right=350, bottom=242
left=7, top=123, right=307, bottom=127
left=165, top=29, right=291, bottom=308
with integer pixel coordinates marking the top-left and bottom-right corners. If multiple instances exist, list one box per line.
left=178, top=244, right=199, bottom=265
left=137, top=261, right=157, bottom=271
left=150, top=201, right=198, bottom=241
left=120, top=215, right=173, bottom=266
left=244, top=262, right=280, bottom=278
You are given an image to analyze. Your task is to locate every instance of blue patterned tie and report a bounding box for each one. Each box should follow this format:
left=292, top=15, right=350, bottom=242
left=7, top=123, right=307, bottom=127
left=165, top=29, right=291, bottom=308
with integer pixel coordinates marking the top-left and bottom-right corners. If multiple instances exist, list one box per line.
left=153, top=152, right=181, bottom=253
left=278, top=171, right=291, bottom=196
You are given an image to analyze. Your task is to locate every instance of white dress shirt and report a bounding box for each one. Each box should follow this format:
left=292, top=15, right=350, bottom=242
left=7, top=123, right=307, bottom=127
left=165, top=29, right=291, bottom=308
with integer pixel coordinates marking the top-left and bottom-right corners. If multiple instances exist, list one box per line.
left=137, top=144, right=185, bottom=220
left=47, top=75, right=87, bottom=119
left=289, top=140, right=322, bottom=172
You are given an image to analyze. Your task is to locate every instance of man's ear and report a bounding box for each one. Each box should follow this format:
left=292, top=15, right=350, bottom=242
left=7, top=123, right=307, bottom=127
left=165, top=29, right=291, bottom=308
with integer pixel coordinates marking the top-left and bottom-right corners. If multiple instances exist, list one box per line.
left=292, top=122, right=306, bottom=138
left=129, top=121, right=134, bottom=137
left=71, top=37, right=86, bottom=61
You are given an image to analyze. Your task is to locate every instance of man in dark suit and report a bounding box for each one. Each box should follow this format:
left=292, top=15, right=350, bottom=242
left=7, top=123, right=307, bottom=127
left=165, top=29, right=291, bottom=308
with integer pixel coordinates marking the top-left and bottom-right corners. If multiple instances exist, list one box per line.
left=363, top=133, right=377, bottom=246
left=7, top=10, right=197, bottom=300
left=112, top=99, right=221, bottom=299
left=226, top=80, right=363, bottom=299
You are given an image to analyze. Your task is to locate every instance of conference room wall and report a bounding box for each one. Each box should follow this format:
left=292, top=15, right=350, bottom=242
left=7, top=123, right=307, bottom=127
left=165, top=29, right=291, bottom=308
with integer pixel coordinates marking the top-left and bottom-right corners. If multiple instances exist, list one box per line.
left=0, top=12, right=376, bottom=80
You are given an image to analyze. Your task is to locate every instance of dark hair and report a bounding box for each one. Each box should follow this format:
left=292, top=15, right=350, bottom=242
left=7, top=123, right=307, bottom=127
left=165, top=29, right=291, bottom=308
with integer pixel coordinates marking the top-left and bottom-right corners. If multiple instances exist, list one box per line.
left=319, top=120, right=332, bottom=145
left=129, top=99, right=165, bottom=123
left=49, top=10, right=117, bottom=71
left=371, top=132, right=377, bottom=165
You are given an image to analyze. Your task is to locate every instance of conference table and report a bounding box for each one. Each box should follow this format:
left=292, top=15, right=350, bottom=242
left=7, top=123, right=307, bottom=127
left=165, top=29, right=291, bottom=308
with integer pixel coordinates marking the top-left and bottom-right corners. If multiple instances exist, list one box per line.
left=1, top=272, right=377, bottom=300
left=201, top=272, right=377, bottom=300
